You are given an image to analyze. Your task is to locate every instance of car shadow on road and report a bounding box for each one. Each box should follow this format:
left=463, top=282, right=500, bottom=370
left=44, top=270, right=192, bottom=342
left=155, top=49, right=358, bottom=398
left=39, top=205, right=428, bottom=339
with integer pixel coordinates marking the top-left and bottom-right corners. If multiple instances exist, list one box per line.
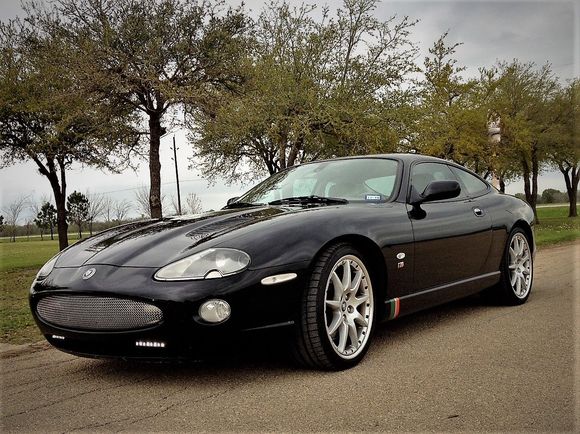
left=85, top=292, right=509, bottom=380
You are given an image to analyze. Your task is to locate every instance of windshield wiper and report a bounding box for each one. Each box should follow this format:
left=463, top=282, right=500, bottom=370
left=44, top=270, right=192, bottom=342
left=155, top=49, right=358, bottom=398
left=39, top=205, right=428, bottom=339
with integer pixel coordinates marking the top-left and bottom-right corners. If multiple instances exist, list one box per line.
left=268, top=195, right=348, bottom=206
left=223, top=201, right=264, bottom=209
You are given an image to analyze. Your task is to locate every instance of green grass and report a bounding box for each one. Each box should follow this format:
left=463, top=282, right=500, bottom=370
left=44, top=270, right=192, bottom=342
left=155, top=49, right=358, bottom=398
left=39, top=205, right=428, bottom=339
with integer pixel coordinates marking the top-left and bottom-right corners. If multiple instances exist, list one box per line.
left=0, top=237, right=75, bottom=345
left=0, top=269, right=43, bottom=344
left=535, top=206, right=580, bottom=247
left=0, top=239, right=61, bottom=272
left=0, top=210, right=578, bottom=345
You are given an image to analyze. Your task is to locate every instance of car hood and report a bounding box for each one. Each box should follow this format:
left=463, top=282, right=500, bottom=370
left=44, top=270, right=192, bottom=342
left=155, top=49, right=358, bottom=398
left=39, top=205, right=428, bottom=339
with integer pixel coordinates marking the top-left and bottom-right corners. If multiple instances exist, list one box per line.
left=55, top=207, right=294, bottom=268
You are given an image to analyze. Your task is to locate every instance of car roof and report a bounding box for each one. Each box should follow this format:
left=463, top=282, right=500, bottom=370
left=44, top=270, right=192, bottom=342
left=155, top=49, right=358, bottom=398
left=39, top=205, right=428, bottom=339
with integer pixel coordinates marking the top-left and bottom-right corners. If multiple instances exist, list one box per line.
left=322, top=153, right=453, bottom=165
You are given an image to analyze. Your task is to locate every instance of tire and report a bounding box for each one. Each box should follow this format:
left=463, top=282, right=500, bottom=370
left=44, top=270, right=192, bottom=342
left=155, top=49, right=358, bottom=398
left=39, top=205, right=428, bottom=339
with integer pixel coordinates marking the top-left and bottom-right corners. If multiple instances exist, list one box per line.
left=293, top=243, right=376, bottom=370
left=492, top=228, right=534, bottom=305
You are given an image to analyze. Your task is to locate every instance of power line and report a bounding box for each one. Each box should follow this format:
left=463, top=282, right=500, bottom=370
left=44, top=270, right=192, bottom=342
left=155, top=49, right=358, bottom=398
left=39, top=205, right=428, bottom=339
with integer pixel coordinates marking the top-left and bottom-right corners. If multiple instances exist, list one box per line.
left=95, top=178, right=207, bottom=195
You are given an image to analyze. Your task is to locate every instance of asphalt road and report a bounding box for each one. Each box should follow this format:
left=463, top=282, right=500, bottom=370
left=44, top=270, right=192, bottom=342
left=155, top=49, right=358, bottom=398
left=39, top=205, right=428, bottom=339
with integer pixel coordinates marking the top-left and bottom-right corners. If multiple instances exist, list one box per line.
left=2, top=242, right=578, bottom=432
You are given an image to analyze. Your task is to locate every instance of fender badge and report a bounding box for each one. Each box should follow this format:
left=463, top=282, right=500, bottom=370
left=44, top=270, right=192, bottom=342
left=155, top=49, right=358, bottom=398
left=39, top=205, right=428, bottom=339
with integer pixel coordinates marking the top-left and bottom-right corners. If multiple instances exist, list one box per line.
left=396, top=252, right=406, bottom=260
left=82, top=268, right=96, bottom=280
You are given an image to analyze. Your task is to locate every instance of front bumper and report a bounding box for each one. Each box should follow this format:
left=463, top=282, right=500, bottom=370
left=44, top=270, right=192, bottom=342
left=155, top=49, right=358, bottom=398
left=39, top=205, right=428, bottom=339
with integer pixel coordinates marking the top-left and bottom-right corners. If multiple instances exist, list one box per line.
left=30, top=262, right=308, bottom=359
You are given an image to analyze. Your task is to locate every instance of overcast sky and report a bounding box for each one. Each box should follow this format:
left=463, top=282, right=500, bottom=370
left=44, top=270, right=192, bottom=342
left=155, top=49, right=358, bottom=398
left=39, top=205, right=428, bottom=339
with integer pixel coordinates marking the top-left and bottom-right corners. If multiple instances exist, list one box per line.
left=0, top=0, right=578, bottom=218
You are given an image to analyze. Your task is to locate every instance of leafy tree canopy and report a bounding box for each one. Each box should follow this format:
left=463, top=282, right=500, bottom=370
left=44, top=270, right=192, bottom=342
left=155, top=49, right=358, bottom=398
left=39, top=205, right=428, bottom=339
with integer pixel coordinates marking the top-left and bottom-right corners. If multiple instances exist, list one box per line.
left=34, top=201, right=57, bottom=230
left=190, top=0, right=417, bottom=183
left=67, top=190, right=89, bottom=237
left=51, top=0, right=250, bottom=217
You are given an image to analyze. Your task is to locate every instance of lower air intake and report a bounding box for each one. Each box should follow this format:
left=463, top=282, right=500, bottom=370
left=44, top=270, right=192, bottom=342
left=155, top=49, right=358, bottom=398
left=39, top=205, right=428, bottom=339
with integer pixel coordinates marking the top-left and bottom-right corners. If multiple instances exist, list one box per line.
left=36, top=295, right=163, bottom=331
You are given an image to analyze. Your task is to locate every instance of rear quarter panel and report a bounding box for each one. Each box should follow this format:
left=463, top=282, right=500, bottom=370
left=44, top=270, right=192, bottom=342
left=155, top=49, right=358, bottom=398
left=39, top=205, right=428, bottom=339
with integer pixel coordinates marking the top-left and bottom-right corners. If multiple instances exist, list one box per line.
left=478, top=192, right=535, bottom=274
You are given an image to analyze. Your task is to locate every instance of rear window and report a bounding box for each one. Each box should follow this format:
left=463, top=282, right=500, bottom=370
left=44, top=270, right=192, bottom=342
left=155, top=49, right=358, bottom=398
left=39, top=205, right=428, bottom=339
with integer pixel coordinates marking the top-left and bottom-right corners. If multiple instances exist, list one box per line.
left=450, top=167, right=489, bottom=196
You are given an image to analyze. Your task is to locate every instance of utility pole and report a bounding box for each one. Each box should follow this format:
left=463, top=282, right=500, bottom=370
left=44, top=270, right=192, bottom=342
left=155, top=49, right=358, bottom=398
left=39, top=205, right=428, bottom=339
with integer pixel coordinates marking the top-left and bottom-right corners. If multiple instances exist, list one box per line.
left=172, top=135, right=182, bottom=215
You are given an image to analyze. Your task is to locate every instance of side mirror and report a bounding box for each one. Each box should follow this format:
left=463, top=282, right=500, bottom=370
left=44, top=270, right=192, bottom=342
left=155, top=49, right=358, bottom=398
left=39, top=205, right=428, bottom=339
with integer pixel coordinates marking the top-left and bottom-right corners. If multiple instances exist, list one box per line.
left=411, top=180, right=461, bottom=205
left=226, top=196, right=240, bottom=206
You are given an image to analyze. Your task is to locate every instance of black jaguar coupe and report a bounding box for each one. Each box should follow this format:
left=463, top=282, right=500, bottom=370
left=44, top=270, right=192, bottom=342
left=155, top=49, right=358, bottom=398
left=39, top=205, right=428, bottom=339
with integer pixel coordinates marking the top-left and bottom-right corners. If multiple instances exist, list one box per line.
left=30, top=154, right=535, bottom=370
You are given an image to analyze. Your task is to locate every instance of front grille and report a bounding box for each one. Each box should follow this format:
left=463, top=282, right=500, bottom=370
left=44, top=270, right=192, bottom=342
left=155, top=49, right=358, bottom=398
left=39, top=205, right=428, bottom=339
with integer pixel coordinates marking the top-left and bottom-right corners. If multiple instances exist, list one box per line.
left=36, top=295, right=163, bottom=331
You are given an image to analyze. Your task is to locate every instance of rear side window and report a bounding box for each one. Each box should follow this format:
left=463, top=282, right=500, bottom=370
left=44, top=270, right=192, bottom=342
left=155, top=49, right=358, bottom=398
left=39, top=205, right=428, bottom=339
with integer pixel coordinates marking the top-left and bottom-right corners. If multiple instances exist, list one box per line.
left=450, top=167, right=489, bottom=196
left=411, top=163, right=458, bottom=194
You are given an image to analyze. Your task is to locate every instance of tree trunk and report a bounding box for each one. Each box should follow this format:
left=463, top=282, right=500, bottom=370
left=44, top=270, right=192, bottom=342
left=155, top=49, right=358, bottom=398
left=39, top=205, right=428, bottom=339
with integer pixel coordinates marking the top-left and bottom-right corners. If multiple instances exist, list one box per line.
left=499, top=175, right=506, bottom=194
left=30, top=156, right=68, bottom=250
left=287, top=136, right=304, bottom=167
left=78, top=223, right=82, bottom=239
left=570, top=191, right=578, bottom=218
left=50, top=225, right=54, bottom=240
left=46, top=171, right=69, bottom=250
left=55, top=193, right=68, bottom=250
left=522, top=155, right=539, bottom=224
left=560, top=164, right=579, bottom=218
left=531, top=145, right=540, bottom=224
left=148, top=113, right=163, bottom=219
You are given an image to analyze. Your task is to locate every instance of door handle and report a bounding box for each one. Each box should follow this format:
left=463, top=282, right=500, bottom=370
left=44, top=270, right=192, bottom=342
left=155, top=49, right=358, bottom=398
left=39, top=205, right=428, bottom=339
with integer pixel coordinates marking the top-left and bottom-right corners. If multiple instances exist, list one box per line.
left=473, top=207, right=484, bottom=217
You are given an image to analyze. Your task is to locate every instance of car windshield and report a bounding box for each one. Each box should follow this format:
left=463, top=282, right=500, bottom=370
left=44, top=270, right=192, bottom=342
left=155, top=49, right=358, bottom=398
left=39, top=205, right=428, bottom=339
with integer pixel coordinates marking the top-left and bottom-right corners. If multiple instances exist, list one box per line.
left=236, top=158, right=400, bottom=205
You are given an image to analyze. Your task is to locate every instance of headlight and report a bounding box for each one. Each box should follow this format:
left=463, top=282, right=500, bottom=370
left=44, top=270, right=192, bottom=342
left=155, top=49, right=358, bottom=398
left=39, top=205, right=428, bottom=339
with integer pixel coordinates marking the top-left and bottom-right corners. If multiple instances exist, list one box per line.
left=36, top=254, right=60, bottom=281
left=154, top=248, right=250, bottom=281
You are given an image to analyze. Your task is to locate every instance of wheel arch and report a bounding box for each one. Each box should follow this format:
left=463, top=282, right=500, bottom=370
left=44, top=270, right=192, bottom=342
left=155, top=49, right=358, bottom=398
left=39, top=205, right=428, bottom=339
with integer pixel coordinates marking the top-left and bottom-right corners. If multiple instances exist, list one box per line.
left=512, top=219, right=535, bottom=253
left=310, top=234, right=389, bottom=319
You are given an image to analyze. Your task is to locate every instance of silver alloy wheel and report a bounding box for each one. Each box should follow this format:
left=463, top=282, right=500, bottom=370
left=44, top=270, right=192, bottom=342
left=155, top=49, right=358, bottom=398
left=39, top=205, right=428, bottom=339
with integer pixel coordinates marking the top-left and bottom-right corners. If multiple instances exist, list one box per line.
left=324, top=255, right=374, bottom=360
left=508, top=233, right=532, bottom=299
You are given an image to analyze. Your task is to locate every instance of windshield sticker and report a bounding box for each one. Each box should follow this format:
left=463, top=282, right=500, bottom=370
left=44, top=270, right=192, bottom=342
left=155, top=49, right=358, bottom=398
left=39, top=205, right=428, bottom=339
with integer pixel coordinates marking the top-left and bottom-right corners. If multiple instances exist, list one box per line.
left=365, top=194, right=382, bottom=201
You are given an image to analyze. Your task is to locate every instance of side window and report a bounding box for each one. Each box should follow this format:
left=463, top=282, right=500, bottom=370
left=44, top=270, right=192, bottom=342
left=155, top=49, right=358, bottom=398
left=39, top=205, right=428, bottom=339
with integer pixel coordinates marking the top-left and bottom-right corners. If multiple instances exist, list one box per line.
left=450, top=167, right=489, bottom=196
left=411, top=163, right=462, bottom=198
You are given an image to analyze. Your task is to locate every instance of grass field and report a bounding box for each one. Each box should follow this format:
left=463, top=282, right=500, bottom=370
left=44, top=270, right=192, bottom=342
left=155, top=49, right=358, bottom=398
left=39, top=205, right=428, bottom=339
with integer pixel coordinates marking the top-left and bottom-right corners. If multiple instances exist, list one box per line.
left=1, top=207, right=578, bottom=345
left=534, top=206, right=580, bottom=246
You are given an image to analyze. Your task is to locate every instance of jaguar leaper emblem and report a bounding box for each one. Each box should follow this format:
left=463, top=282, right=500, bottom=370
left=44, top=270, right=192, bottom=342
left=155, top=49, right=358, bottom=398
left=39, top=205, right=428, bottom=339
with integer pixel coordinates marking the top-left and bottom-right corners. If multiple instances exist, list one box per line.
left=82, top=268, right=96, bottom=280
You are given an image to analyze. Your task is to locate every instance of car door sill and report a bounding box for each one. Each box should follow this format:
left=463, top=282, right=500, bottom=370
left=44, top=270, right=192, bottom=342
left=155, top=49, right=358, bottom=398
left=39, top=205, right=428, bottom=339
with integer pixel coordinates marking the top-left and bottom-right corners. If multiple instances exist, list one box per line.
left=384, top=271, right=500, bottom=320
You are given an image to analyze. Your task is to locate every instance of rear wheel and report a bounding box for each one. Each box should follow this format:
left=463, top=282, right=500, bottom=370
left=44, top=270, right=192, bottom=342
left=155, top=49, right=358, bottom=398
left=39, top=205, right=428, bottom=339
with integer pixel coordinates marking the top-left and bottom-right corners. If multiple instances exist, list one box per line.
left=492, top=228, right=533, bottom=305
left=293, top=243, right=376, bottom=370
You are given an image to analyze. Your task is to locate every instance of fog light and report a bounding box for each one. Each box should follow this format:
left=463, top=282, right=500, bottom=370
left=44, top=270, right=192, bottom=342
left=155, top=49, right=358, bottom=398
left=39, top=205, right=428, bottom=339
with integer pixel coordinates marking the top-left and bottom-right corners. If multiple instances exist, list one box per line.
left=199, top=299, right=231, bottom=323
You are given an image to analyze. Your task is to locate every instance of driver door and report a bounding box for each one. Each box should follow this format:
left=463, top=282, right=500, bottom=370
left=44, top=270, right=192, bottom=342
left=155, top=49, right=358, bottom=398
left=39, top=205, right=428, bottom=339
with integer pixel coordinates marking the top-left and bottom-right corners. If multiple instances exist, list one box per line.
left=408, top=162, right=492, bottom=291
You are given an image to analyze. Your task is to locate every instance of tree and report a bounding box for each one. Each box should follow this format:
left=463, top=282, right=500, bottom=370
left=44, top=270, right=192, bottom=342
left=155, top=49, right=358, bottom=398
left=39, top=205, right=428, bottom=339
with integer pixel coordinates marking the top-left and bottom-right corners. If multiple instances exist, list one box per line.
left=185, top=193, right=203, bottom=214
left=0, top=17, right=140, bottom=250
left=3, top=195, right=28, bottom=242
left=86, top=192, right=105, bottom=236
left=34, top=201, right=57, bottom=240
left=541, top=189, right=567, bottom=204
left=134, top=186, right=166, bottom=218
left=24, top=218, right=34, bottom=240
left=489, top=61, right=558, bottom=223
left=113, top=199, right=132, bottom=223
left=134, top=186, right=153, bottom=218
left=67, top=191, right=89, bottom=239
left=411, top=33, right=492, bottom=174
left=0, top=215, right=4, bottom=233
left=190, top=0, right=417, bottom=182
left=55, top=0, right=249, bottom=218
left=545, top=79, right=579, bottom=217
left=102, top=197, right=114, bottom=223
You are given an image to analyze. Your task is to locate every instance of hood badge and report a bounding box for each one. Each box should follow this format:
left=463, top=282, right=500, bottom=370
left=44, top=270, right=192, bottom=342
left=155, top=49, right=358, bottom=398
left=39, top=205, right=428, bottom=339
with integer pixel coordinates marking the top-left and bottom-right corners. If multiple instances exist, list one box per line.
left=82, top=268, right=97, bottom=280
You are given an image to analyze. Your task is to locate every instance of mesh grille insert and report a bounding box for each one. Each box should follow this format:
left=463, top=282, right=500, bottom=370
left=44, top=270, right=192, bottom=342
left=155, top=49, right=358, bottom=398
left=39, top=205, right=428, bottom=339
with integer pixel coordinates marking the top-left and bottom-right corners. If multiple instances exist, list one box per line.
left=36, top=295, right=163, bottom=331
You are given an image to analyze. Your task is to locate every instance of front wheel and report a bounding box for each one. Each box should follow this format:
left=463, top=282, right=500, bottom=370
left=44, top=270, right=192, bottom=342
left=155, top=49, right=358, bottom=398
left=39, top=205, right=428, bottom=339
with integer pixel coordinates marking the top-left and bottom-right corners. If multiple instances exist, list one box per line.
left=293, top=243, right=376, bottom=370
left=493, top=228, right=534, bottom=305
